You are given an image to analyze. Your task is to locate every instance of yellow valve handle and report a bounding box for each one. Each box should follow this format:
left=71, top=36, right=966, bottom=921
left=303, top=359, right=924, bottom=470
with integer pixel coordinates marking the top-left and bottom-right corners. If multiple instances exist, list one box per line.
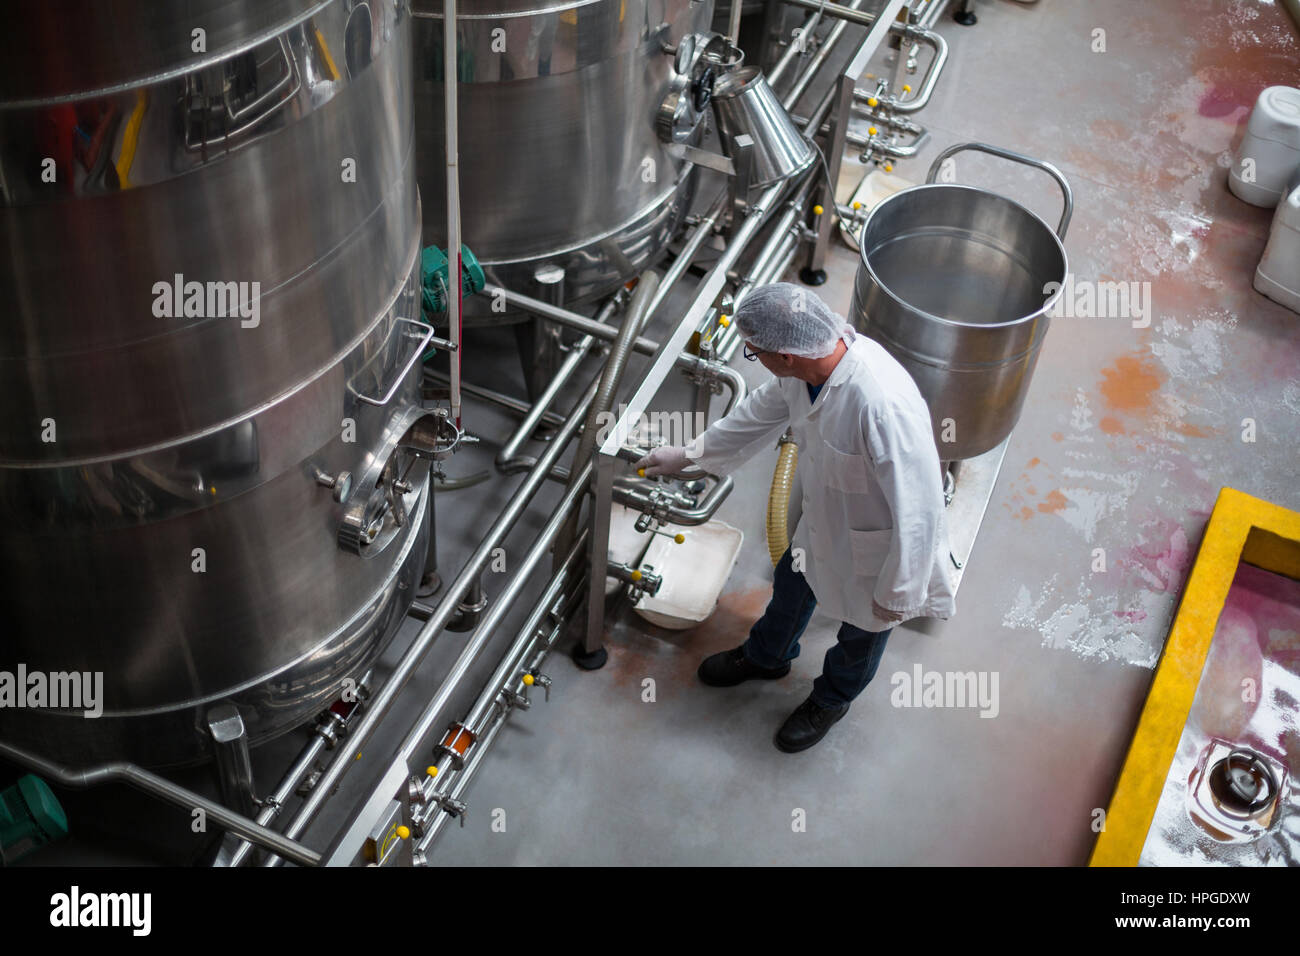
left=426, top=766, right=438, bottom=777
left=866, top=96, right=878, bottom=107
left=718, top=314, right=730, bottom=327
left=673, top=533, right=685, bottom=544
left=630, top=569, right=643, bottom=582
left=637, top=467, right=646, bottom=477
left=395, top=826, right=411, bottom=840
left=812, top=204, right=824, bottom=216
left=902, top=84, right=912, bottom=93
left=868, top=126, right=878, bottom=136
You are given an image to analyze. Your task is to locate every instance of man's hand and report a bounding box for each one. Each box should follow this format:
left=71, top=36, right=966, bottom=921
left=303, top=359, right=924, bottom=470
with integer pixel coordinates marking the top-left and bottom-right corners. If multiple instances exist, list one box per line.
left=634, top=446, right=689, bottom=477
left=872, top=600, right=905, bottom=624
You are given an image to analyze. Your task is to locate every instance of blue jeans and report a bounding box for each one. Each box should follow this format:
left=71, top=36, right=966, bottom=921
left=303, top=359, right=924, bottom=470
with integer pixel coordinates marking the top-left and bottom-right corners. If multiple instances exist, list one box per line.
left=742, top=547, right=892, bottom=708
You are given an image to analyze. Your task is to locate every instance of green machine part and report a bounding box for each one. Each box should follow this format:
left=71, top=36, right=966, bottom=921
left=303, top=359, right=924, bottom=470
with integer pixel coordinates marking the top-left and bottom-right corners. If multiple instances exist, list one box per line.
left=421, top=244, right=486, bottom=321
left=0, top=775, right=68, bottom=865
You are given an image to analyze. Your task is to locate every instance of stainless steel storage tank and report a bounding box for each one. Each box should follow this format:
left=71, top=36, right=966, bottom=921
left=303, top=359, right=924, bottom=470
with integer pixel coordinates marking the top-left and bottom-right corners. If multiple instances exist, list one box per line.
left=412, top=0, right=715, bottom=318
left=0, top=0, right=436, bottom=767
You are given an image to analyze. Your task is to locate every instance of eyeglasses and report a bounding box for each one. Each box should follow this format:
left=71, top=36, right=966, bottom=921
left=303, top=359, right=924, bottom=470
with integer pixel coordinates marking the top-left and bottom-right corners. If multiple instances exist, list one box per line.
left=743, top=343, right=767, bottom=362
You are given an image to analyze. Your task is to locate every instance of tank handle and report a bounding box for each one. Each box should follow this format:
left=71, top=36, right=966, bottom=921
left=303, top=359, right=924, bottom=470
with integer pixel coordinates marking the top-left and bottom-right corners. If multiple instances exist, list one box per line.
left=925, top=142, right=1073, bottom=240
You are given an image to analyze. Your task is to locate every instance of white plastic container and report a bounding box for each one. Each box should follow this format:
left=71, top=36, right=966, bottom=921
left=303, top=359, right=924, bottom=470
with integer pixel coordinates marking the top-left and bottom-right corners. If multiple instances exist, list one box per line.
left=632, top=520, right=745, bottom=630
left=1254, top=182, right=1300, bottom=314
left=1229, top=86, right=1300, bottom=207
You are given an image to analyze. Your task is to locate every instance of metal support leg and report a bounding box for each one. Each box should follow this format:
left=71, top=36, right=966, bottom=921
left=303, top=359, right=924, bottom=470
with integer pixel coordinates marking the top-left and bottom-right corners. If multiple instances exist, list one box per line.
left=418, top=479, right=441, bottom=598
left=954, top=0, right=977, bottom=25
left=447, top=577, right=487, bottom=633
left=574, top=452, right=616, bottom=670
left=515, top=265, right=566, bottom=404
left=207, top=704, right=257, bottom=819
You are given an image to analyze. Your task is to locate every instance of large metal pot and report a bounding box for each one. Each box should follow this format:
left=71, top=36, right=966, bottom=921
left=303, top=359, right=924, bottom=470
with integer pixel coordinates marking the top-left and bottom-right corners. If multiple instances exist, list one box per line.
left=412, top=0, right=715, bottom=321
left=848, top=142, right=1072, bottom=460
left=0, top=0, right=437, bottom=767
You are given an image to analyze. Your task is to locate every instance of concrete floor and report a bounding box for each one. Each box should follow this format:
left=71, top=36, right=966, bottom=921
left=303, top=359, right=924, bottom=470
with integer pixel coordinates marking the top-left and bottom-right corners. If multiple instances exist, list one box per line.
left=424, top=0, right=1300, bottom=866
left=19, top=0, right=1297, bottom=868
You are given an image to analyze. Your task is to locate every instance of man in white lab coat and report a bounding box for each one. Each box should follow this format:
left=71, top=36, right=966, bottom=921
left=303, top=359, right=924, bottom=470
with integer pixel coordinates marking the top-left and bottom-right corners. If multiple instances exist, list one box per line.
left=635, top=283, right=956, bottom=752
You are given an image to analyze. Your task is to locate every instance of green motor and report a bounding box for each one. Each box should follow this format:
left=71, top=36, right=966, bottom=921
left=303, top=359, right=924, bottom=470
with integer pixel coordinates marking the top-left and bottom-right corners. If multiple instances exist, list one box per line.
left=421, top=244, right=485, bottom=320
left=0, top=775, right=68, bottom=865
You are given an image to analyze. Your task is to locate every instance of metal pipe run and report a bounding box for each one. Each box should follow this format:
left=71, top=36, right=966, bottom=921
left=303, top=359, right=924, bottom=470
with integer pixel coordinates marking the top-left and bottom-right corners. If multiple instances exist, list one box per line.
left=395, top=457, right=595, bottom=781
left=444, top=0, right=463, bottom=424
left=0, top=740, right=321, bottom=868
left=494, top=186, right=727, bottom=474
left=425, top=371, right=568, bottom=428
left=272, top=375, right=604, bottom=850
left=778, top=0, right=877, bottom=113
left=415, top=564, right=586, bottom=856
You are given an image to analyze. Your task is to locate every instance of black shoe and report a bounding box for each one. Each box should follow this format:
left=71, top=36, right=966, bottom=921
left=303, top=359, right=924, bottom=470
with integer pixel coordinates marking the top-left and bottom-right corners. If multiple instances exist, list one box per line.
left=697, top=645, right=791, bottom=687
left=775, top=696, right=849, bottom=753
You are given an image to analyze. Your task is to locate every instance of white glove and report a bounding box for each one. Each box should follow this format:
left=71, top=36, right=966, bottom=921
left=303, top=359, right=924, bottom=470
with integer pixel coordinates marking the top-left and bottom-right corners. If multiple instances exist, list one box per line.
left=634, top=445, right=689, bottom=477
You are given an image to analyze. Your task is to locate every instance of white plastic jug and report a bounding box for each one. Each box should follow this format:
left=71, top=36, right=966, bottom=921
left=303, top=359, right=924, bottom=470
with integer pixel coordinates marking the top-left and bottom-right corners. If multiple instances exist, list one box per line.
left=1255, top=181, right=1300, bottom=314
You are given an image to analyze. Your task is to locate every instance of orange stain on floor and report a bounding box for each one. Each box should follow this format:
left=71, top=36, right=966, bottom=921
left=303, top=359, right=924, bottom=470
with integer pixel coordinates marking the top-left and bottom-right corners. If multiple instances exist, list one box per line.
left=1099, top=354, right=1163, bottom=416
left=1099, top=416, right=1125, bottom=435
left=1037, top=490, right=1068, bottom=514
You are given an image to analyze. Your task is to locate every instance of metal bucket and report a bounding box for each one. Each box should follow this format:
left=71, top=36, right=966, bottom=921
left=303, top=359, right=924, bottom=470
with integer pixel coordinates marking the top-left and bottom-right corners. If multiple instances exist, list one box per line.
left=848, top=143, right=1072, bottom=460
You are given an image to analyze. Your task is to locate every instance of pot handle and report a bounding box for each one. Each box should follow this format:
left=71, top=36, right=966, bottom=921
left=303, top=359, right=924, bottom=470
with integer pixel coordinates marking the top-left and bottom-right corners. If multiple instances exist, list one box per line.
left=926, top=142, right=1073, bottom=240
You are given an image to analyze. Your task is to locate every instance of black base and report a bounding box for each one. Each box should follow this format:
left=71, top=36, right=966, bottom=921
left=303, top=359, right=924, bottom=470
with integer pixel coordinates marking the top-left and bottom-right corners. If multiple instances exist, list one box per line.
left=571, top=643, right=608, bottom=671
left=416, top=570, right=442, bottom=599
left=954, top=7, right=977, bottom=25
left=799, top=267, right=828, bottom=286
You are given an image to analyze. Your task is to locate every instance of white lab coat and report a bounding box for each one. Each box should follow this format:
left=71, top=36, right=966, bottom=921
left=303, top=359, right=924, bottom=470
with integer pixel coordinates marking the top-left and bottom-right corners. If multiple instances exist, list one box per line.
left=685, top=328, right=956, bottom=632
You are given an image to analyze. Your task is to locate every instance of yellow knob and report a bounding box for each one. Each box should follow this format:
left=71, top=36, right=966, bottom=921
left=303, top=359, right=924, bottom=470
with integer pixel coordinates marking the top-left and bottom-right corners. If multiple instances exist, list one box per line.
left=867, top=96, right=878, bottom=107
left=868, top=126, right=878, bottom=136
left=637, top=467, right=646, bottom=477
left=426, top=766, right=438, bottom=777
left=903, top=84, right=912, bottom=93
left=630, top=569, right=643, bottom=582
left=884, top=163, right=894, bottom=172
left=673, top=533, right=685, bottom=544
left=523, top=673, right=535, bottom=685
left=718, top=315, right=730, bottom=327
left=209, top=486, right=217, bottom=496
left=396, top=826, right=411, bottom=840
left=813, top=204, right=824, bottom=216
left=852, top=201, right=862, bottom=210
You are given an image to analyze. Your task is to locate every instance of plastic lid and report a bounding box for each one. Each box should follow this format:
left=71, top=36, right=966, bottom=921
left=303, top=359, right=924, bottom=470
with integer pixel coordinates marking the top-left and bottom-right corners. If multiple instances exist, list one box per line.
left=1248, top=86, right=1300, bottom=145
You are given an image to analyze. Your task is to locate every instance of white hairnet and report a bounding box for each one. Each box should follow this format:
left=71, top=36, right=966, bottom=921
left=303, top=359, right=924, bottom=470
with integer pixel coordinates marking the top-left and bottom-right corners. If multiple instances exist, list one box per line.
left=733, top=282, right=852, bottom=358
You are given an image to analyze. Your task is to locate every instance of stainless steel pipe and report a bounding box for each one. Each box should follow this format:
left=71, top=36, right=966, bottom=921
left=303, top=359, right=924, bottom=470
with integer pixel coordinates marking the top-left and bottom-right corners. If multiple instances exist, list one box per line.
left=0, top=740, right=321, bottom=868
left=273, top=376, right=603, bottom=849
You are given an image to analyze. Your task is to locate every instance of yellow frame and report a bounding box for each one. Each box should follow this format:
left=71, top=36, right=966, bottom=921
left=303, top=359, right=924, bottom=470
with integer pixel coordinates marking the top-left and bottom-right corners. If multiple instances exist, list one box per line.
left=1090, top=487, right=1300, bottom=866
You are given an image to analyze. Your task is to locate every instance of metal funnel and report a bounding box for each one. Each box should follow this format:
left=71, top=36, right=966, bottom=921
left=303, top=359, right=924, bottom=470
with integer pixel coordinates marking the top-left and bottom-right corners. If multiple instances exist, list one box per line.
left=711, top=66, right=815, bottom=188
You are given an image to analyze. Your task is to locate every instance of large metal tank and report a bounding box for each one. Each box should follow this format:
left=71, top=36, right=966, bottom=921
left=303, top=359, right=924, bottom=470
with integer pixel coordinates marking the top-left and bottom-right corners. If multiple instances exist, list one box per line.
left=0, top=0, right=438, bottom=767
left=412, top=0, right=715, bottom=318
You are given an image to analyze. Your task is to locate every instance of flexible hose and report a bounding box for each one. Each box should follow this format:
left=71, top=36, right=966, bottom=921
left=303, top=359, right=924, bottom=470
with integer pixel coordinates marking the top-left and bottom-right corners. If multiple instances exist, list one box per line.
left=766, top=432, right=797, bottom=567
left=551, top=271, right=661, bottom=571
